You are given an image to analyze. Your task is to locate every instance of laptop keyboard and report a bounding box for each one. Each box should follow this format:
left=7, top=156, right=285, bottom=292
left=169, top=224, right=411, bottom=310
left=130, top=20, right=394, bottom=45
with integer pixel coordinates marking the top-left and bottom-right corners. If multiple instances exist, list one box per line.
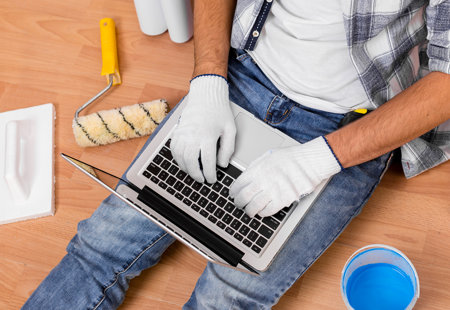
left=142, top=139, right=291, bottom=255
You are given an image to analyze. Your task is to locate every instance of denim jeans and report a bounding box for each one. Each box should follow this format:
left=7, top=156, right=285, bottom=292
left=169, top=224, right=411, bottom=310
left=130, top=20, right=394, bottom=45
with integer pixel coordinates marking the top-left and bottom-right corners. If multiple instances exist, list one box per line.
left=23, top=49, right=391, bottom=310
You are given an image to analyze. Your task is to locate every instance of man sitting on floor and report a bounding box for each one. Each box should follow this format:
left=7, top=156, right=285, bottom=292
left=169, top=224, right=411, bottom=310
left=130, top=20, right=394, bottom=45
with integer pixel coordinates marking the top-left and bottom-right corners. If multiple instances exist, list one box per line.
left=23, top=0, right=449, bottom=309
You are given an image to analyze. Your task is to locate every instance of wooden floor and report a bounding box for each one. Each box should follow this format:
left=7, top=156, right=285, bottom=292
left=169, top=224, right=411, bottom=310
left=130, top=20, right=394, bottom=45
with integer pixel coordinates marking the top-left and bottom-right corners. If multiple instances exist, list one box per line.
left=0, top=1, right=449, bottom=309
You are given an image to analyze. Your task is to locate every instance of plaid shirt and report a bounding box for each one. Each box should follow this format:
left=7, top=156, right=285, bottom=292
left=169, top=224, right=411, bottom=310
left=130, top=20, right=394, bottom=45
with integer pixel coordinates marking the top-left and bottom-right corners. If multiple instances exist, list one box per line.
left=231, top=0, right=450, bottom=178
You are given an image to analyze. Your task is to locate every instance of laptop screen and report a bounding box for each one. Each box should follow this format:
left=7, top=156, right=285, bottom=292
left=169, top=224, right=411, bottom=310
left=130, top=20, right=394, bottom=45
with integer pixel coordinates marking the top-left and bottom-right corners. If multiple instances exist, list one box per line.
left=61, top=154, right=140, bottom=194
left=61, top=153, right=251, bottom=272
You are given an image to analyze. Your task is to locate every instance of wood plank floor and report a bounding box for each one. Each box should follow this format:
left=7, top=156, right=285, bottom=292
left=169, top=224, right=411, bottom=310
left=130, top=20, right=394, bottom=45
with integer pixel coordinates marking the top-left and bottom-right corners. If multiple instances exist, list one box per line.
left=0, top=0, right=449, bottom=309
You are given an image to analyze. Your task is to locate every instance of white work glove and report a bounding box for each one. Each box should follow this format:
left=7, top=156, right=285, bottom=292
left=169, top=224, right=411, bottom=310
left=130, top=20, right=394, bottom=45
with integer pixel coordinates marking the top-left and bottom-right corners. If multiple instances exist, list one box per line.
left=170, top=75, right=236, bottom=184
left=229, top=136, right=342, bottom=217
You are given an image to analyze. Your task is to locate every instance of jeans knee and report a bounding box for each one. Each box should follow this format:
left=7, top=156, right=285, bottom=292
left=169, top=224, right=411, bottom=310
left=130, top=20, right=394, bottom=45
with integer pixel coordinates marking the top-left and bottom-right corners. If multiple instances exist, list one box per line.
left=65, top=195, right=146, bottom=268
left=184, top=263, right=274, bottom=310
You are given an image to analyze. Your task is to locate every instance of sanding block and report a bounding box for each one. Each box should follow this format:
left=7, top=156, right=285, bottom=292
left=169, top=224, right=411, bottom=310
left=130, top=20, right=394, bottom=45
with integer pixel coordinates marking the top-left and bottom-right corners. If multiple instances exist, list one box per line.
left=0, top=103, right=55, bottom=225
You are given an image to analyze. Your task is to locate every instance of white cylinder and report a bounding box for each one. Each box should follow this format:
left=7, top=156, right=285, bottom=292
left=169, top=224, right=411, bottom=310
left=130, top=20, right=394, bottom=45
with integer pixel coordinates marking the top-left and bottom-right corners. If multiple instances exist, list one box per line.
left=161, top=0, right=193, bottom=43
left=134, top=0, right=168, bottom=36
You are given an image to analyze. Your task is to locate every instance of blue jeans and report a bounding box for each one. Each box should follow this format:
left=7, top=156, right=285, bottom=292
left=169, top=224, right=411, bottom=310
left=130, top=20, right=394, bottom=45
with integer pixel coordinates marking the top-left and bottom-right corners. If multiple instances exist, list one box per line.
left=23, top=49, right=391, bottom=310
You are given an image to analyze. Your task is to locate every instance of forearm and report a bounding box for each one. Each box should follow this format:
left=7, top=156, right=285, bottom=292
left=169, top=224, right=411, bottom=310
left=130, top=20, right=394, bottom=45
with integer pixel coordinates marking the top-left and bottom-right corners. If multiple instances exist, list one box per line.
left=192, top=0, right=236, bottom=78
left=326, top=71, right=450, bottom=168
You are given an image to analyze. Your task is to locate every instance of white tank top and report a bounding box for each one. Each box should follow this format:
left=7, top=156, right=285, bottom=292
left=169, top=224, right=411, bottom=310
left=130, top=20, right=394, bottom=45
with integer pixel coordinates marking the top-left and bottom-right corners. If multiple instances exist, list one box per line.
left=248, top=0, right=373, bottom=113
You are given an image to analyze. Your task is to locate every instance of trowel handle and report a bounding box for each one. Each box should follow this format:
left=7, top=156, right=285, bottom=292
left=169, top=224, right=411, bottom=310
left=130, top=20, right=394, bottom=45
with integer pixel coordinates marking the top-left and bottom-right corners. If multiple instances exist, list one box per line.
left=100, top=18, right=121, bottom=85
left=4, top=121, right=29, bottom=202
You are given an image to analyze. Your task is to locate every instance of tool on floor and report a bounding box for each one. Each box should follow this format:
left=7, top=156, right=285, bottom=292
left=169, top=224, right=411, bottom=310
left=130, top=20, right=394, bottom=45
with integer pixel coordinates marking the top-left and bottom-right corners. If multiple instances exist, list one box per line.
left=0, top=103, right=55, bottom=225
left=72, top=18, right=168, bottom=147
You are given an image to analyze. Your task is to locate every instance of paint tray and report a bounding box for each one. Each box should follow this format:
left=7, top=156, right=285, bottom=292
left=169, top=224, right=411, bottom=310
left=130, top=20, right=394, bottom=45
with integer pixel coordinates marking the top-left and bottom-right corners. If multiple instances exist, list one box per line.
left=0, top=104, right=55, bottom=225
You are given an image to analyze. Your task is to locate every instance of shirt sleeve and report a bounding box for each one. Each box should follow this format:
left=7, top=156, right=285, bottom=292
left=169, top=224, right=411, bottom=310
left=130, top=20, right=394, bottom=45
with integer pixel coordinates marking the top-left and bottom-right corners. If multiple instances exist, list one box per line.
left=426, top=0, right=450, bottom=73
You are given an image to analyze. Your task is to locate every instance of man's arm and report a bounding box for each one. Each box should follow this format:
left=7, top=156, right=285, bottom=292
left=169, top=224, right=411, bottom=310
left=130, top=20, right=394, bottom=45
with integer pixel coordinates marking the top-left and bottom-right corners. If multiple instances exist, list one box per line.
left=230, top=72, right=449, bottom=217
left=192, top=0, right=236, bottom=78
left=326, top=72, right=450, bottom=168
left=170, top=0, right=237, bottom=184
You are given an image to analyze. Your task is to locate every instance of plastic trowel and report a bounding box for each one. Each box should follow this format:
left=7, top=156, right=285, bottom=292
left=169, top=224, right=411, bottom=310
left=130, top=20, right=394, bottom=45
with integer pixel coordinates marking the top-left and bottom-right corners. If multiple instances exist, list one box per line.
left=0, top=103, right=55, bottom=225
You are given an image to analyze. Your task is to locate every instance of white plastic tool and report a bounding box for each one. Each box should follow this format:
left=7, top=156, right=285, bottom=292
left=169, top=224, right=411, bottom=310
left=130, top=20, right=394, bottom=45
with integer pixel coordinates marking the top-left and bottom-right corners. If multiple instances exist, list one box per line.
left=0, top=103, right=55, bottom=225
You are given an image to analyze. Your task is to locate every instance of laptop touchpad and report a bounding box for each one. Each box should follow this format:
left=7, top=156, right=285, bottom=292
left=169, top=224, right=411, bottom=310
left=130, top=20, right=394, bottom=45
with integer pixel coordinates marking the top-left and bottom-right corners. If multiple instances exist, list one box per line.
left=232, top=112, right=285, bottom=167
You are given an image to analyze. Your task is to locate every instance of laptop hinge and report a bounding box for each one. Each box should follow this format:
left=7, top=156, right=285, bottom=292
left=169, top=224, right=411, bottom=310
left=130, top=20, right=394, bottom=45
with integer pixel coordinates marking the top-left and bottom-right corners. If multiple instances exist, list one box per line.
left=137, top=186, right=245, bottom=267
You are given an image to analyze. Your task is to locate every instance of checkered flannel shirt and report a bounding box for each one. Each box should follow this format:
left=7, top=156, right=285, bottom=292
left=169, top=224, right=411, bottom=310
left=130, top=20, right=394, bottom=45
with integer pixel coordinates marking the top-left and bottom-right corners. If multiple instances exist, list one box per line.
left=231, top=0, right=450, bottom=178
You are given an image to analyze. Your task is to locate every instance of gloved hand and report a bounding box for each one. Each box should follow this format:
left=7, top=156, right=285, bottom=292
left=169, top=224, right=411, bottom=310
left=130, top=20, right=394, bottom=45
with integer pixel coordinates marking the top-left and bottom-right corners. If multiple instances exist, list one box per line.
left=229, top=136, right=342, bottom=217
left=170, top=75, right=236, bottom=184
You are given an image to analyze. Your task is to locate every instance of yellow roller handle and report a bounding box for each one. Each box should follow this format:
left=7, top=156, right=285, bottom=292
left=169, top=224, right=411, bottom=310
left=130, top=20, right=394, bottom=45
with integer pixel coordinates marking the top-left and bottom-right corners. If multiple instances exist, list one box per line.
left=354, top=109, right=368, bottom=114
left=100, top=18, right=121, bottom=85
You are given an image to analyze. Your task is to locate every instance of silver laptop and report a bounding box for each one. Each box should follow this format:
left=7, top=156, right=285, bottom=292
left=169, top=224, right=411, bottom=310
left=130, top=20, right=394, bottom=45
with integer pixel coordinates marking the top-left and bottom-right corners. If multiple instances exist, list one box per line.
left=62, top=99, right=329, bottom=274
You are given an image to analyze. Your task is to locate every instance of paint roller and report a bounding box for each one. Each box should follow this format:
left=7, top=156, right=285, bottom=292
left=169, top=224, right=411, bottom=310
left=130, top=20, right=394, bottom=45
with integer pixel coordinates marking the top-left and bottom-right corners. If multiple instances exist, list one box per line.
left=73, top=18, right=168, bottom=147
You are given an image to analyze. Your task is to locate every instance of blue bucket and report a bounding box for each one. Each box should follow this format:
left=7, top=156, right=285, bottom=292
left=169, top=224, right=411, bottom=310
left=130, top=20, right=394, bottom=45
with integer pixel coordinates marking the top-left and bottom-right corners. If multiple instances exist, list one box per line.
left=341, top=244, right=420, bottom=310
